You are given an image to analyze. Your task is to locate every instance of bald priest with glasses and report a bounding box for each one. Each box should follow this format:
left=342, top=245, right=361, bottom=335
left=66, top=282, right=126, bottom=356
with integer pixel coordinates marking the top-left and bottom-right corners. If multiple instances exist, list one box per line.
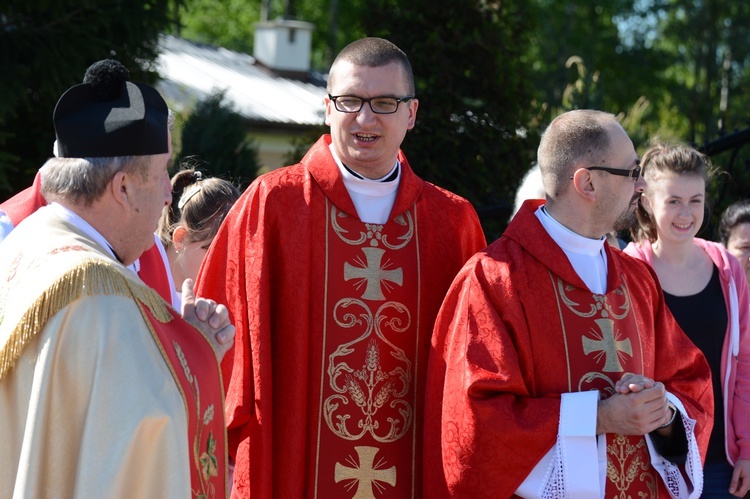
left=196, top=37, right=486, bottom=498
left=423, top=109, right=713, bottom=498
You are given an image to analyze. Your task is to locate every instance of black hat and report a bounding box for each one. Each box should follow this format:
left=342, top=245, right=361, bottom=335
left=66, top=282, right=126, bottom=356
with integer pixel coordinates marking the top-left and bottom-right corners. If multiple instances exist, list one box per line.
left=53, top=59, right=169, bottom=158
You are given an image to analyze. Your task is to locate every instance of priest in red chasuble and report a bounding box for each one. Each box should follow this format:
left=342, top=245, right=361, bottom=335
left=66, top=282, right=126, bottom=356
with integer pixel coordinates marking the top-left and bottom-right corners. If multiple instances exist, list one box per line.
left=0, top=60, right=234, bottom=496
left=196, top=38, right=486, bottom=498
left=424, top=109, right=713, bottom=498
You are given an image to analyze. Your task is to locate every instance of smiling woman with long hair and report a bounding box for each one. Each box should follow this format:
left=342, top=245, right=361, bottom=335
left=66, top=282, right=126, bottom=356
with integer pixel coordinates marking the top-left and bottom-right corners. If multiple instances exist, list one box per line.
left=625, top=143, right=750, bottom=498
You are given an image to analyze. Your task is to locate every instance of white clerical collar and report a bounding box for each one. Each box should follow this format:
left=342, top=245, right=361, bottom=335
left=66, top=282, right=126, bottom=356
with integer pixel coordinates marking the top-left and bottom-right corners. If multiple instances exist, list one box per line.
left=536, top=205, right=608, bottom=294
left=330, top=146, right=400, bottom=192
left=329, top=145, right=400, bottom=224
left=536, top=205, right=606, bottom=256
left=47, top=202, right=122, bottom=263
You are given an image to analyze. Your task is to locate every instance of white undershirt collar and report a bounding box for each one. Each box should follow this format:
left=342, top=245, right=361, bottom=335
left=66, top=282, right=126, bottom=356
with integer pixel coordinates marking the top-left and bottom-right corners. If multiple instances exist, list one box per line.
left=536, top=205, right=608, bottom=294
left=329, top=145, right=400, bottom=224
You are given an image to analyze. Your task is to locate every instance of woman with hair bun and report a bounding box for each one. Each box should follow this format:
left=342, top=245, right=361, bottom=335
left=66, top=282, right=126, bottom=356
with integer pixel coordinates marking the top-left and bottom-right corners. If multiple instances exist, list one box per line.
left=625, top=143, right=750, bottom=498
left=157, top=168, right=240, bottom=306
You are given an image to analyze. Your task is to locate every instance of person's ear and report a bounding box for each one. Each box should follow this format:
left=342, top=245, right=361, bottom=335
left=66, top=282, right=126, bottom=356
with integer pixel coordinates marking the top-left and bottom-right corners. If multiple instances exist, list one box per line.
left=570, top=167, right=596, bottom=201
left=406, top=98, right=419, bottom=130
left=324, top=95, right=333, bottom=126
left=110, top=171, right=131, bottom=209
left=172, top=225, right=189, bottom=252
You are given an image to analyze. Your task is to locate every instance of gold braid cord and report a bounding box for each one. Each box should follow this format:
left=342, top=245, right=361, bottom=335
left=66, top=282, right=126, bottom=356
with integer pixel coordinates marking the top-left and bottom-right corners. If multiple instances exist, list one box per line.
left=0, top=258, right=172, bottom=382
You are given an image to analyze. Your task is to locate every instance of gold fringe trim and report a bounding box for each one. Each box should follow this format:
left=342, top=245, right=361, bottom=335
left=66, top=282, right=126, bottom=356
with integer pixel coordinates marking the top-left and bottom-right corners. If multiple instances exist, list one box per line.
left=0, top=258, right=172, bottom=382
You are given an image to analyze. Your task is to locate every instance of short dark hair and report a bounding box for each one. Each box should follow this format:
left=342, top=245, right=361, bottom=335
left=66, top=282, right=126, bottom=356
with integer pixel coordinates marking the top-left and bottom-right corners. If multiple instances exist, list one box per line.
left=328, top=37, right=415, bottom=95
left=719, top=199, right=750, bottom=246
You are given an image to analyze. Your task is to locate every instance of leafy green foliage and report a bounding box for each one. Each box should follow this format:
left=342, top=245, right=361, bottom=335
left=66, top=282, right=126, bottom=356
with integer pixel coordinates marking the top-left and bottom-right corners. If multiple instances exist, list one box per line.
left=175, top=90, right=260, bottom=189
left=358, top=0, right=539, bottom=238
left=175, top=0, right=265, bottom=54
left=0, top=0, right=179, bottom=198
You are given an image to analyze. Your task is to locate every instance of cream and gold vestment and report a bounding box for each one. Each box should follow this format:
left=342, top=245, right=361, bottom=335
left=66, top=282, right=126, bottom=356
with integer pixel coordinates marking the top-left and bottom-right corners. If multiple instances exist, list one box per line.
left=0, top=205, right=227, bottom=498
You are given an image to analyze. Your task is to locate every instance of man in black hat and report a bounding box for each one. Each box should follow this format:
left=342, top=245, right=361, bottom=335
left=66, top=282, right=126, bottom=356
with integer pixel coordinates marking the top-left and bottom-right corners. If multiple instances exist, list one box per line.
left=0, top=60, right=182, bottom=308
left=0, top=60, right=232, bottom=496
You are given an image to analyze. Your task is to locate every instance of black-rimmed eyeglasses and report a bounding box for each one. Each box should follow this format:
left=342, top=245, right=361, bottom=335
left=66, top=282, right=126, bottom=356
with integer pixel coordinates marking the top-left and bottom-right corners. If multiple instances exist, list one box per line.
left=328, top=94, right=415, bottom=114
left=585, top=165, right=642, bottom=181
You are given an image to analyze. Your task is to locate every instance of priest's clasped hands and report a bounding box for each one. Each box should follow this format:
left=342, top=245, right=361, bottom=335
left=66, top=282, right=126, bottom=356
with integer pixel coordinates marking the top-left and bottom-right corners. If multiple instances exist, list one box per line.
left=181, top=278, right=235, bottom=359
left=596, top=373, right=676, bottom=437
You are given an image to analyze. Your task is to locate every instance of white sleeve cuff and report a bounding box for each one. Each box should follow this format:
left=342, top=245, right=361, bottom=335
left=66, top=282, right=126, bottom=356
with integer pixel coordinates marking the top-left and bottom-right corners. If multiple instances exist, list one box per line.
left=515, top=391, right=601, bottom=498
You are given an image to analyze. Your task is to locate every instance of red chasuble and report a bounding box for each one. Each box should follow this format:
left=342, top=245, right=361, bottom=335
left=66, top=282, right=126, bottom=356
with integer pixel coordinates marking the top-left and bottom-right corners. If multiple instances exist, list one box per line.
left=196, top=135, right=486, bottom=499
left=423, top=199, right=713, bottom=498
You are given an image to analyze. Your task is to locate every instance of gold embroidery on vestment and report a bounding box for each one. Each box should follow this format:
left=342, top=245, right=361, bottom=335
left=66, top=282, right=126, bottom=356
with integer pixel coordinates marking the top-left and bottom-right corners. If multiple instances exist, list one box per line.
left=0, top=258, right=170, bottom=381
left=554, top=277, right=634, bottom=375
left=606, top=434, right=657, bottom=498
left=582, top=318, right=633, bottom=372
left=324, top=301, right=413, bottom=442
left=334, top=446, right=397, bottom=498
left=174, top=341, right=218, bottom=499
left=344, top=247, right=403, bottom=301
left=319, top=201, right=420, bottom=497
left=331, top=206, right=414, bottom=250
left=557, top=280, right=630, bottom=320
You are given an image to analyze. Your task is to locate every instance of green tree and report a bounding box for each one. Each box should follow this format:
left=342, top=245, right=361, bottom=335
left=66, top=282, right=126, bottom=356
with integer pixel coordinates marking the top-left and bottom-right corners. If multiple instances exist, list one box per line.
left=0, top=0, right=180, bottom=198
left=640, top=0, right=750, bottom=230
left=175, top=0, right=265, bottom=54
left=527, top=0, right=670, bottom=143
left=175, top=0, right=366, bottom=71
left=358, top=0, right=538, bottom=237
left=176, top=90, right=260, bottom=188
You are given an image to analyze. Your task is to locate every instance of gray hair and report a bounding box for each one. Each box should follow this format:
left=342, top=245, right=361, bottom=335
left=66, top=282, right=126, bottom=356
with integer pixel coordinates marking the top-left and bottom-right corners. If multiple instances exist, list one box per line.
left=41, top=155, right=151, bottom=206
left=41, top=110, right=174, bottom=206
left=537, top=110, right=616, bottom=198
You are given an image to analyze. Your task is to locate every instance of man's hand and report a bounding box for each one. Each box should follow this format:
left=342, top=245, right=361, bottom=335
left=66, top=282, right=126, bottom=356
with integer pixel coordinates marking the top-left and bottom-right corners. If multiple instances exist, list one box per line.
left=730, top=459, right=750, bottom=497
left=181, top=278, right=235, bottom=359
left=597, top=378, right=673, bottom=435
left=615, top=373, right=655, bottom=394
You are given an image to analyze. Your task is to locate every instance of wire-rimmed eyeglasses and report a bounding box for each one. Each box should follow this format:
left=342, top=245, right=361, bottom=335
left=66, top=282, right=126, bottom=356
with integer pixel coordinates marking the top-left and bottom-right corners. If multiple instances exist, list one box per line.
left=328, top=94, right=415, bottom=114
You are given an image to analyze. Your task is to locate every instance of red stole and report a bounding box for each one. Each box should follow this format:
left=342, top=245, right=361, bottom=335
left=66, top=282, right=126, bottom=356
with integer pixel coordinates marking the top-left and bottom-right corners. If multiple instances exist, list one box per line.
left=550, top=274, right=665, bottom=497
left=141, top=303, right=227, bottom=498
left=314, top=201, right=420, bottom=498
left=138, top=243, right=174, bottom=305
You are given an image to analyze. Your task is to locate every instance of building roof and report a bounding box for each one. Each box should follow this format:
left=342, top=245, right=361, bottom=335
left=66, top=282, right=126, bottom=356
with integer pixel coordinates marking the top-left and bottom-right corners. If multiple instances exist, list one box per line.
left=156, top=35, right=327, bottom=128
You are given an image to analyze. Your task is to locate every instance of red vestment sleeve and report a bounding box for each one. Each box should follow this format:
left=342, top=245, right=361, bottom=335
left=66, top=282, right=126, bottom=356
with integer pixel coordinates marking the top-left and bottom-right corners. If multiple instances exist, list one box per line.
left=424, top=256, right=561, bottom=498
left=196, top=178, right=273, bottom=496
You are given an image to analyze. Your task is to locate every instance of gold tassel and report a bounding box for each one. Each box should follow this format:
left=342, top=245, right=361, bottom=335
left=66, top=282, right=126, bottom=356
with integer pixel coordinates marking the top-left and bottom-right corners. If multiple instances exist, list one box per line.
left=0, top=258, right=172, bottom=382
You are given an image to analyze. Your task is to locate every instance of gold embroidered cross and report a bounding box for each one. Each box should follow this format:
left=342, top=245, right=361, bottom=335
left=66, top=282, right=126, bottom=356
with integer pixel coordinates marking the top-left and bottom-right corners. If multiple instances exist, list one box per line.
left=344, top=247, right=403, bottom=301
left=334, top=446, right=397, bottom=498
left=582, top=318, right=632, bottom=372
